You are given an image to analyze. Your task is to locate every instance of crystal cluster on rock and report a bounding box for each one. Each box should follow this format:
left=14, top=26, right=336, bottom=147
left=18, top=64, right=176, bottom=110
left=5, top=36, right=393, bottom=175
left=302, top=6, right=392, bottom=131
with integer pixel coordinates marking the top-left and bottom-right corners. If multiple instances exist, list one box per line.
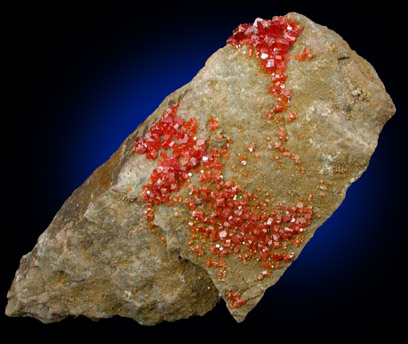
left=6, top=12, right=395, bottom=324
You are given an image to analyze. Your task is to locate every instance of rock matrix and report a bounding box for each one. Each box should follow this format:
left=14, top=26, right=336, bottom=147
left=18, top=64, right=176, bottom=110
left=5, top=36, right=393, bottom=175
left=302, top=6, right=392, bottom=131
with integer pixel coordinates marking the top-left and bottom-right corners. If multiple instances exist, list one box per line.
left=6, top=13, right=395, bottom=324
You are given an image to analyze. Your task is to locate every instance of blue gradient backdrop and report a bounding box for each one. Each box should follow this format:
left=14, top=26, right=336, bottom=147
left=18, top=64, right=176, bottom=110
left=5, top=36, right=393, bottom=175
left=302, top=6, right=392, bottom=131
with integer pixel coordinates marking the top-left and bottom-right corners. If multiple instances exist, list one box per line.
left=5, top=2, right=406, bottom=340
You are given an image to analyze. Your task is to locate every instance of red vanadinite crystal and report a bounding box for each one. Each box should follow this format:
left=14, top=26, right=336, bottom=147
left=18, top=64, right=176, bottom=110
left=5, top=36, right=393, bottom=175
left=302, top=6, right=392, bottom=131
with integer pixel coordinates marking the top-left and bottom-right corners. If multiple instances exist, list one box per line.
left=209, top=118, right=219, bottom=131
left=228, top=16, right=306, bottom=168
left=134, top=103, right=207, bottom=205
left=186, top=179, right=313, bottom=267
left=227, top=290, right=247, bottom=309
left=227, top=16, right=302, bottom=114
left=132, top=17, right=314, bottom=303
left=295, top=47, right=312, bottom=61
left=133, top=102, right=314, bottom=303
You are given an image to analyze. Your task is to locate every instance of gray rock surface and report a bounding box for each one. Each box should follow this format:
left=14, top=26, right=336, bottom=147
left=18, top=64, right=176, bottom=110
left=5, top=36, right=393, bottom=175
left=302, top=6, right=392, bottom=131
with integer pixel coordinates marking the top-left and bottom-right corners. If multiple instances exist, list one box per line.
left=6, top=12, right=395, bottom=324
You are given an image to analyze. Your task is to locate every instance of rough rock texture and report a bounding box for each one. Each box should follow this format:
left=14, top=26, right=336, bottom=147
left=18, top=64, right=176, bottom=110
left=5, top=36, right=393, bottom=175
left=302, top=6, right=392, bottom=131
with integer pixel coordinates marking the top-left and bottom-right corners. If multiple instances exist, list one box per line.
left=5, top=149, right=220, bottom=325
left=6, top=13, right=395, bottom=324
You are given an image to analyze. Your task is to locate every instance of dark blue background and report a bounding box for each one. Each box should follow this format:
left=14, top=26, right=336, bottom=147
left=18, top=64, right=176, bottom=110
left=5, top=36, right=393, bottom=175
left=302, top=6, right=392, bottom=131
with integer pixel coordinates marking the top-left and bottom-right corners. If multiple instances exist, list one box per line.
left=4, top=1, right=406, bottom=340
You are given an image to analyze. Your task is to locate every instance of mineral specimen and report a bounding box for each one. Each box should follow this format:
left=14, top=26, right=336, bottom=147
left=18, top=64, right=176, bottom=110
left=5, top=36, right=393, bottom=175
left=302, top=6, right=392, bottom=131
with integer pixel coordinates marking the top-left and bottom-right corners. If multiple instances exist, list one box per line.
left=6, top=12, right=395, bottom=324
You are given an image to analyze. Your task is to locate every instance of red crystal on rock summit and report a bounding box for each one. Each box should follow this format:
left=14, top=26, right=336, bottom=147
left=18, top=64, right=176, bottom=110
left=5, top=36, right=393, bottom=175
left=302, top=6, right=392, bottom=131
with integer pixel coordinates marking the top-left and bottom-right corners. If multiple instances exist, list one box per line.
left=227, top=16, right=302, bottom=114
